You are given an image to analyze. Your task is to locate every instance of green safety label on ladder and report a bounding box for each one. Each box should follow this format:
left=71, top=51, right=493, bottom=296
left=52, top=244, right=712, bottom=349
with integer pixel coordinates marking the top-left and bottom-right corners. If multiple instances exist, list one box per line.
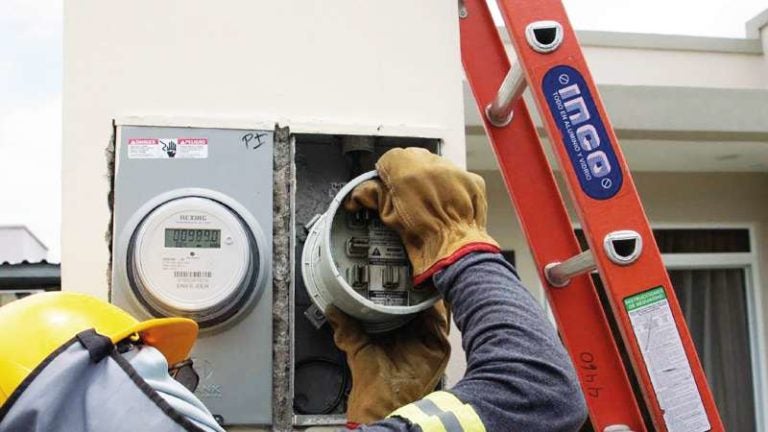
left=624, top=287, right=710, bottom=432
left=623, top=286, right=666, bottom=311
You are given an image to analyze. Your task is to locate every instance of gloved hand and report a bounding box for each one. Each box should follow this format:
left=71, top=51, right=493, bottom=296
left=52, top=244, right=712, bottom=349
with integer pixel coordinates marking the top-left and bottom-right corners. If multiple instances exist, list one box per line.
left=345, top=147, right=500, bottom=285
left=326, top=303, right=451, bottom=425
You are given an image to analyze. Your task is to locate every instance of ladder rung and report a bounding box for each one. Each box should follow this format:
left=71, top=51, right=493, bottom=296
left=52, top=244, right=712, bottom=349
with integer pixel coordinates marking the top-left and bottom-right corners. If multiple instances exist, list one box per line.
left=545, top=230, right=643, bottom=287
left=545, top=250, right=596, bottom=287
left=485, top=62, right=525, bottom=127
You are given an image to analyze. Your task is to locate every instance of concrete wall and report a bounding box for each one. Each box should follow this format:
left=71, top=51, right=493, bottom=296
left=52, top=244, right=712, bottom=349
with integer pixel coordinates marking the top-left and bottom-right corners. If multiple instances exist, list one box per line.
left=63, top=0, right=466, bottom=299
left=64, top=6, right=469, bottom=425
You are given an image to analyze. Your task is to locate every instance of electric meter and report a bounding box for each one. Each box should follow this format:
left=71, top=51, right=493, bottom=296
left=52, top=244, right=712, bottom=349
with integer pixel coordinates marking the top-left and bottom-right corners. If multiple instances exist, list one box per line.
left=111, top=125, right=273, bottom=425
left=127, top=196, right=260, bottom=327
left=302, top=171, right=439, bottom=333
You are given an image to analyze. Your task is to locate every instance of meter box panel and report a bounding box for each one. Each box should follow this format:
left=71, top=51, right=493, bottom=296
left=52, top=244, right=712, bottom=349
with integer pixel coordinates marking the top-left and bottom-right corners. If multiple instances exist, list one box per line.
left=111, top=125, right=273, bottom=426
left=293, top=135, right=439, bottom=422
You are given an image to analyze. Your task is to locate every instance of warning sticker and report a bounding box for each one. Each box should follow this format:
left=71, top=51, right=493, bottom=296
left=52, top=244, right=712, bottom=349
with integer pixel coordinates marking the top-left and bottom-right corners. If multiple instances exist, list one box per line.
left=127, top=138, right=161, bottom=159
left=177, top=138, right=209, bottom=158
left=128, top=138, right=208, bottom=159
left=625, top=287, right=711, bottom=432
left=368, top=217, right=408, bottom=265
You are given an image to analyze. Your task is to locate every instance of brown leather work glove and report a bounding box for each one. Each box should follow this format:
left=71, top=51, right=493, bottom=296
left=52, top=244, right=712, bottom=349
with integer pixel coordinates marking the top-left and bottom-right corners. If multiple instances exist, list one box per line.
left=345, top=147, right=500, bottom=285
left=326, top=302, right=451, bottom=425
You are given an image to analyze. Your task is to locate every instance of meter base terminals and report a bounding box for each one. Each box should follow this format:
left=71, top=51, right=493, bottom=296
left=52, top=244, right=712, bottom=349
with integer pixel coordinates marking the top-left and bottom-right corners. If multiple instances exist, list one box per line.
left=301, top=170, right=439, bottom=334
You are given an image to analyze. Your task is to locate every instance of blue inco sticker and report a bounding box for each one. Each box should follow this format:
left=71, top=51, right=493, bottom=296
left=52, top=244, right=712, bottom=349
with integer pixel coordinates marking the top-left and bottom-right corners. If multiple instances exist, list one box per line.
left=542, top=66, right=622, bottom=200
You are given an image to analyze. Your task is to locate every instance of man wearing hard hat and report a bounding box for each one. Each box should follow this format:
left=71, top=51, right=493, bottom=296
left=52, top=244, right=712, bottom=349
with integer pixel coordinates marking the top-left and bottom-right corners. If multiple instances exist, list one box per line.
left=0, top=149, right=586, bottom=431
left=0, top=292, right=224, bottom=432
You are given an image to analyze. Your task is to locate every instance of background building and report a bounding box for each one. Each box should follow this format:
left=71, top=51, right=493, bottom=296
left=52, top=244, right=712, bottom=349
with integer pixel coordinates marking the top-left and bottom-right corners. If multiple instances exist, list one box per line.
left=0, top=225, right=60, bottom=306
left=0, top=225, right=48, bottom=264
left=466, top=11, right=768, bottom=431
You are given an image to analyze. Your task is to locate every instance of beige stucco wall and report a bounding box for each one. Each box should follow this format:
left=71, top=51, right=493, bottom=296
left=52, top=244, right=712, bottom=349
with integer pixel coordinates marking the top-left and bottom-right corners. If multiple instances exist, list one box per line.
left=63, top=0, right=466, bottom=299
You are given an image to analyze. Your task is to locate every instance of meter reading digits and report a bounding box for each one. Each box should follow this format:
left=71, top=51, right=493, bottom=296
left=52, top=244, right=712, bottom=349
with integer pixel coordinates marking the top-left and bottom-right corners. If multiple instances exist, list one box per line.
left=165, top=228, right=221, bottom=249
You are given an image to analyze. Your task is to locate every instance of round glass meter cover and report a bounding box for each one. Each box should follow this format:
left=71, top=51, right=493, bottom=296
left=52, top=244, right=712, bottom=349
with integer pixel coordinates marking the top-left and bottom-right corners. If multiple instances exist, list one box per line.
left=131, top=197, right=253, bottom=315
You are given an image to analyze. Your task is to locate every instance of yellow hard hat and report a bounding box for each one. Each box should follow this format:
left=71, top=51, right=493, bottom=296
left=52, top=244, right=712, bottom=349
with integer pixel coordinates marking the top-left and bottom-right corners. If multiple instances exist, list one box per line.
left=0, top=292, right=198, bottom=406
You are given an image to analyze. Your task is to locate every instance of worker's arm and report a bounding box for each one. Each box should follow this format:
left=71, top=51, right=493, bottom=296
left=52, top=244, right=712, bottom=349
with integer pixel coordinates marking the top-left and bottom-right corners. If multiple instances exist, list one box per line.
left=334, top=147, right=587, bottom=431
left=357, top=252, right=587, bottom=432
left=437, top=252, right=587, bottom=430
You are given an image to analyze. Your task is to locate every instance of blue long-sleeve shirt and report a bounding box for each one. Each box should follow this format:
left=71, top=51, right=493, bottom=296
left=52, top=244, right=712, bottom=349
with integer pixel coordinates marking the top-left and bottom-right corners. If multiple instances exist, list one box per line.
left=358, top=253, right=588, bottom=431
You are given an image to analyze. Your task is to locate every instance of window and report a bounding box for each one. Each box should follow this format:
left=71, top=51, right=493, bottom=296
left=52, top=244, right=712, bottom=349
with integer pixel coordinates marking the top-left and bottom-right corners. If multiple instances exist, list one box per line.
left=574, top=228, right=763, bottom=431
left=669, top=268, right=755, bottom=431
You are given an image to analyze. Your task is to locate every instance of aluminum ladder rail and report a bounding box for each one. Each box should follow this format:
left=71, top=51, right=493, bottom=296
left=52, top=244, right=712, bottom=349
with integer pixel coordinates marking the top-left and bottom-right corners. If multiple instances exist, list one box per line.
left=458, top=1, right=724, bottom=431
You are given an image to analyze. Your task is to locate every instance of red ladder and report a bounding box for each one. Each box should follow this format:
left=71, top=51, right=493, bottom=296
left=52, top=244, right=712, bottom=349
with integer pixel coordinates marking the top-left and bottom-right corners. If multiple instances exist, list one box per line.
left=459, top=1, right=724, bottom=431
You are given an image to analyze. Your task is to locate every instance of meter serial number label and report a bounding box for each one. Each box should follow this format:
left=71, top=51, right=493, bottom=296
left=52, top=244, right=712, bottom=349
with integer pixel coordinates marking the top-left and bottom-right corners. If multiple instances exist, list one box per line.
left=369, top=291, right=408, bottom=306
left=162, top=257, right=214, bottom=290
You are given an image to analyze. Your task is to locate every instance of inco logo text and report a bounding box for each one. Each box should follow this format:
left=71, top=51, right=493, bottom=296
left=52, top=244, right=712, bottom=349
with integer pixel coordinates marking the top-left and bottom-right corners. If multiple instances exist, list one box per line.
left=543, top=65, right=622, bottom=200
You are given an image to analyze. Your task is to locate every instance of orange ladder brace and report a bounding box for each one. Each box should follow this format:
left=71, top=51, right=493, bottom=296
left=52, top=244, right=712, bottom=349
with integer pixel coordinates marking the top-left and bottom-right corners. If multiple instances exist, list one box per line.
left=458, top=1, right=724, bottom=431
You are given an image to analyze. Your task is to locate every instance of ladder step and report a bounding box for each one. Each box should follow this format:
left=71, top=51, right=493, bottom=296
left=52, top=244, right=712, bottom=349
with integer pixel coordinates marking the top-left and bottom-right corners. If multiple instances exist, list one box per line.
left=545, top=230, right=643, bottom=287
left=485, top=63, right=525, bottom=127
left=524, top=20, right=565, bottom=53
left=544, top=250, right=596, bottom=287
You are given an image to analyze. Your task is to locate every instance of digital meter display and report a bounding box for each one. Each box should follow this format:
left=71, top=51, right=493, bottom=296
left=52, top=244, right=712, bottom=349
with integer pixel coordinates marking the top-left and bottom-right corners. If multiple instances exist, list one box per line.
left=165, top=228, right=221, bottom=248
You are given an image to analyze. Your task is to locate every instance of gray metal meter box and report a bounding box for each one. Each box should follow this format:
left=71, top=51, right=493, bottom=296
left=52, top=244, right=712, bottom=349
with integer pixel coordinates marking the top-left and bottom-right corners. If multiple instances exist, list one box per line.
left=110, top=125, right=273, bottom=426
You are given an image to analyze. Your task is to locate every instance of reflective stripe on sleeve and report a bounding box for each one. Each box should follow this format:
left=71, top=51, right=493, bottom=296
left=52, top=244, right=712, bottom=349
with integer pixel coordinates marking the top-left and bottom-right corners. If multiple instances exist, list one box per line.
left=387, top=391, right=486, bottom=432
